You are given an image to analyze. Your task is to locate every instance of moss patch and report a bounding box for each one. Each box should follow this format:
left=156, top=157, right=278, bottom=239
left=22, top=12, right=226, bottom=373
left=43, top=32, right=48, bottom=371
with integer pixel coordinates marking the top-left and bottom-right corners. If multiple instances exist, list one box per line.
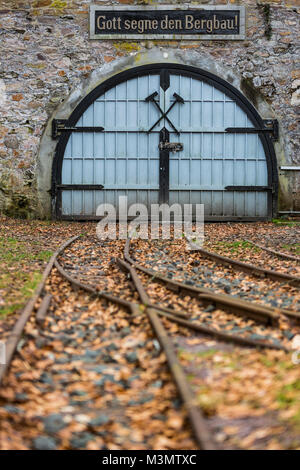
left=113, top=42, right=141, bottom=53
left=282, top=244, right=300, bottom=255
left=50, top=0, right=67, bottom=10
left=0, top=236, right=52, bottom=317
left=214, top=240, right=260, bottom=255
left=272, top=219, right=300, bottom=227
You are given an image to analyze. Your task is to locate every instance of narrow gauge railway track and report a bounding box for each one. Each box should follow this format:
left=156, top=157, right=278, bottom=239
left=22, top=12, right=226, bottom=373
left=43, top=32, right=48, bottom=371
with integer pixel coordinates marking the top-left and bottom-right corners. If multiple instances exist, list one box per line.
left=55, top=246, right=292, bottom=352
left=1, top=235, right=300, bottom=450
left=56, top=237, right=298, bottom=349
left=245, top=231, right=300, bottom=260
left=244, top=239, right=300, bottom=263
left=54, top=237, right=299, bottom=448
left=187, top=242, right=300, bottom=286
left=0, top=235, right=80, bottom=387
left=1, top=237, right=197, bottom=450
left=125, top=240, right=300, bottom=324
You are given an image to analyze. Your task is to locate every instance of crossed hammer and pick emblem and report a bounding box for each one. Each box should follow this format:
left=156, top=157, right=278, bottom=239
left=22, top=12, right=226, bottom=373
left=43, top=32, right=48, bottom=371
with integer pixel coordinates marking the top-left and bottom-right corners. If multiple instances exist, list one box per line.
left=145, top=91, right=185, bottom=135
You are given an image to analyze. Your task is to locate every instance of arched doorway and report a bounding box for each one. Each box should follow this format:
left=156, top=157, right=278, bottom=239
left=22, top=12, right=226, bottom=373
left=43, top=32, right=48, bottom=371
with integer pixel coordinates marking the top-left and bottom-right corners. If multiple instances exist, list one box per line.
left=52, top=64, right=278, bottom=220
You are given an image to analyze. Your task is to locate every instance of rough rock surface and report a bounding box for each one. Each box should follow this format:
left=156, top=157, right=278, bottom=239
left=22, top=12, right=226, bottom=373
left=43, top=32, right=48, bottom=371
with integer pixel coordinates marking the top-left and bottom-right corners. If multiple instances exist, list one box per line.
left=0, top=0, right=299, bottom=216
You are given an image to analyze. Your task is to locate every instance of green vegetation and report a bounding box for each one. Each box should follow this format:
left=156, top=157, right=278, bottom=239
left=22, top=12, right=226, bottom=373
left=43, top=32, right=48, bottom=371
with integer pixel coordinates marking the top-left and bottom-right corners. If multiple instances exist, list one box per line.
left=0, top=237, right=52, bottom=317
left=50, top=0, right=67, bottom=10
left=272, top=218, right=300, bottom=227
left=196, top=348, right=219, bottom=358
left=197, top=389, right=219, bottom=415
left=0, top=303, right=24, bottom=317
left=259, top=356, right=276, bottom=368
left=276, top=380, right=300, bottom=429
left=0, top=237, right=52, bottom=263
left=179, top=348, right=218, bottom=362
left=21, top=271, right=42, bottom=296
left=277, top=380, right=300, bottom=407
left=282, top=244, right=300, bottom=255
left=215, top=240, right=259, bottom=254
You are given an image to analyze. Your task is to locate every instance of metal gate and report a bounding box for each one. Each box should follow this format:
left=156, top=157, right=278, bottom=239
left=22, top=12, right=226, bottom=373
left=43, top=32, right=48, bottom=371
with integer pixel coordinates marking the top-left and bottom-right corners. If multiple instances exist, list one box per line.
left=52, top=64, right=277, bottom=220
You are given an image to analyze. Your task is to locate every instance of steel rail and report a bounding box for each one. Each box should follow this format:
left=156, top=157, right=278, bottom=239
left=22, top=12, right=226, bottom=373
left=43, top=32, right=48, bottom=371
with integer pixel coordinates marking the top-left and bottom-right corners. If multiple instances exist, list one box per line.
left=1, top=234, right=292, bottom=450
left=124, top=240, right=280, bottom=325
left=125, top=239, right=300, bottom=324
left=54, top=253, right=286, bottom=351
left=117, top=259, right=288, bottom=351
left=55, top=251, right=216, bottom=448
left=53, top=258, right=139, bottom=313
left=55, top=251, right=205, bottom=321
left=192, top=246, right=300, bottom=286
left=0, top=235, right=80, bottom=386
left=53, top=239, right=290, bottom=448
left=36, top=293, right=52, bottom=326
left=55, top=255, right=198, bottom=321
left=244, top=239, right=300, bottom=263
left=117, top=258, right=216, bottom=450
left=55, top=252, right=288, bottom=351
left=154, top=310, right=288, bottom=352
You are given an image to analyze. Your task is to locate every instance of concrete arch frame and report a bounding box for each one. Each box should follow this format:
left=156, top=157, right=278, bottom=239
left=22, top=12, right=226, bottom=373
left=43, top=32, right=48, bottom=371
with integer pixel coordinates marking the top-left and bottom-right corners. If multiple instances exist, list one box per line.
left=37, top=49, right=280, bottom=219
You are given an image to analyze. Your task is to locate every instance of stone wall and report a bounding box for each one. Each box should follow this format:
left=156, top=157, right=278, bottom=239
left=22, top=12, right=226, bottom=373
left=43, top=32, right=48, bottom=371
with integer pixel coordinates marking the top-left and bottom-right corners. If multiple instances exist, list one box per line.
left=0, top=0, right=299, bottom=218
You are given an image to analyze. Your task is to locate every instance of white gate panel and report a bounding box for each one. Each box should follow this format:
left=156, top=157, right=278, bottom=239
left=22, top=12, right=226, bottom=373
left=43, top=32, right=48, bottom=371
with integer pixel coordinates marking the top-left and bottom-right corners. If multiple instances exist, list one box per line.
left=61, top=75, right=161, bottom=215
left=59, top=68, right=271, bottom=219
left=167, top=74, right=269, bottom=217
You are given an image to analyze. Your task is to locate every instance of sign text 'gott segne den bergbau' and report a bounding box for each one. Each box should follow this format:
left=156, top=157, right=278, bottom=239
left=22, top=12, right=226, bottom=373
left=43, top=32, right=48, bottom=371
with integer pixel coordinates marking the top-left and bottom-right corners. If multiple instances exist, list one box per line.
left=90, top=6, right=246, bottom=40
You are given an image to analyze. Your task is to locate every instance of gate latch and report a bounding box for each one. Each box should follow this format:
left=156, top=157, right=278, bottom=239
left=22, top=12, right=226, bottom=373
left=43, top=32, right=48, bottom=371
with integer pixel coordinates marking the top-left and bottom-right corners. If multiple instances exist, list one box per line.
left=159, top=142, right=183, bottom=152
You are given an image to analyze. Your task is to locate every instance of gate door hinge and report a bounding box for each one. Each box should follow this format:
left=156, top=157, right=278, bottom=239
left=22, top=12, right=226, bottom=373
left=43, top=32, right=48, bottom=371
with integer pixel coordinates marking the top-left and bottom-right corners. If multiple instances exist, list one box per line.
left=225, top=119, right=278, bottom=142
left=263, top=119, right=279, bottom=142
left=52, top=119, right=104, bottom=139
left=159, top=142, right=183, bottom=152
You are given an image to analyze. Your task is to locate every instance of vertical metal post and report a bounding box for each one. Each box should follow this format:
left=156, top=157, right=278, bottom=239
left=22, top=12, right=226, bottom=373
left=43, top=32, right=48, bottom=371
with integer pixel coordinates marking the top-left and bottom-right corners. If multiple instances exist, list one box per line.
left=159, top=127, right=170, bottom=204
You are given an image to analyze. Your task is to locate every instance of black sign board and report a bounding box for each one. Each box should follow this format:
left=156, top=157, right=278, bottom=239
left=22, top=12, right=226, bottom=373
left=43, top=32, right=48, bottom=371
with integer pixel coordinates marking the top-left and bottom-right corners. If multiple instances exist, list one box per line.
left=90, top=6, right=246, bottom=41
